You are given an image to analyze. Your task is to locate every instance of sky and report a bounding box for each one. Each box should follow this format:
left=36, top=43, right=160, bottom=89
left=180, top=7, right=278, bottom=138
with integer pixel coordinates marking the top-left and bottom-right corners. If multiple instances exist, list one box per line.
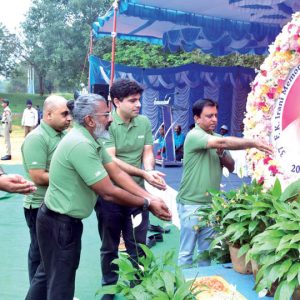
left=0, top=0, right=32, bottom=33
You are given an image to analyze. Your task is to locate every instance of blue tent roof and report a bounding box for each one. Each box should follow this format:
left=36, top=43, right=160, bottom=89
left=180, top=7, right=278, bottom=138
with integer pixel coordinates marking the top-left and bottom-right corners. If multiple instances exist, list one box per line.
left=93, top=0, right=299, bottom=56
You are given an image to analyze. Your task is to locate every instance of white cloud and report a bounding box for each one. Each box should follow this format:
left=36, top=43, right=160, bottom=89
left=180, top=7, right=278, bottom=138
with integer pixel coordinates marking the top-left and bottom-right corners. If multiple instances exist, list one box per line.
left=0, top=0, right=32, bottom=33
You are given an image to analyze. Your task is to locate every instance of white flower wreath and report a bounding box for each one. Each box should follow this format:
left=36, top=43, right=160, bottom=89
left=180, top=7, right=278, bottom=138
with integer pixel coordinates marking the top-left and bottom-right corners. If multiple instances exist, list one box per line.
left=244, top=12, right=300, bottom=189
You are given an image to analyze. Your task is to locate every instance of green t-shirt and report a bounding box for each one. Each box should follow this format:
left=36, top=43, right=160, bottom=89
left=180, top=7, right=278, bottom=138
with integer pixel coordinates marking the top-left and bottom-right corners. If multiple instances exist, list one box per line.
left=45, top=124, right=112, bottom=219
left=104, top=111, right=153, bottom=187
left=177, top=125, right=223, bottom=205
left=22, top=121, right=67, bottom=209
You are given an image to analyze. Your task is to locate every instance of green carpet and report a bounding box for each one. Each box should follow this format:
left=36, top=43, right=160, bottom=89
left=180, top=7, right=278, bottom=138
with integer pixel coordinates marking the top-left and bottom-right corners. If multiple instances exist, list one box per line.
left=0, top=165, right=179, bottom=300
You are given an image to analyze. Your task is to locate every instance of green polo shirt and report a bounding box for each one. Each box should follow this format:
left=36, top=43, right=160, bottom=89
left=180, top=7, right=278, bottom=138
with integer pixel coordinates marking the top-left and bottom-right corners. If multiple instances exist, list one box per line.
left=22, top=121, right=67, bottom=209
left=104, top=111, right=153, bottom=187
left=45, top=124, right=112, bottom=219
left=177, top=125, right=223, bottom=205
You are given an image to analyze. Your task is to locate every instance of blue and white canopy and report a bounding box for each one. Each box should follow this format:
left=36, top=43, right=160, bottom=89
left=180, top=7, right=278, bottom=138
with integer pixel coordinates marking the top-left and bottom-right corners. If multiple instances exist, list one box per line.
left=93, top=0, right=299, bottom=55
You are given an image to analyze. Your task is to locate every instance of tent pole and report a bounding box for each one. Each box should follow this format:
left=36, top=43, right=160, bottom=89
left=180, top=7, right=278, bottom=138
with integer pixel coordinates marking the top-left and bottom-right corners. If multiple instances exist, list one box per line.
left=110, top=0, right=119, bottom=91
left=88, top=30, right=93, bottom=92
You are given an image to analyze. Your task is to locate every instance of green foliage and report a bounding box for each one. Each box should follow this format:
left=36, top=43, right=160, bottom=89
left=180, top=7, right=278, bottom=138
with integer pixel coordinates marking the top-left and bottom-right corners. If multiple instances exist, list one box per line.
left=5, top=63, right=28, bottom=94
left=20, top=0, right=111, bottom=95
left=0, top=23, right=19, bottom=77
left=195, top=179, right=284, bottom=264
left=99, top=40, right=265, bottom=69
left=96, top=244, right=196, bottom=300
left=214, top=180, right=281, bottom=248
left=247, top=180, right=300, bottom=300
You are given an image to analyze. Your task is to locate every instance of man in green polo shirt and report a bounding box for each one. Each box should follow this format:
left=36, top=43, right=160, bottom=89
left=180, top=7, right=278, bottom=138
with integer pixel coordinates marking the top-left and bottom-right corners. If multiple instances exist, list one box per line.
left=21, top=95, right=71, bottom=282
left=94, top=79, right=166, bottom=297
left=26, top=94, right=171, bottom=300
left=177, top=99, right=273, bottom=268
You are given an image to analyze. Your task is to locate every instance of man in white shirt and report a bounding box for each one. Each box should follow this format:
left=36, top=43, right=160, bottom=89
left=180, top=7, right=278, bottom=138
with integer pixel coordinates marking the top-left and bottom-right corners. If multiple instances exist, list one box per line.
left=22, top=100, right=38, bottom=137
left=1, top=99, right=12, bottom=160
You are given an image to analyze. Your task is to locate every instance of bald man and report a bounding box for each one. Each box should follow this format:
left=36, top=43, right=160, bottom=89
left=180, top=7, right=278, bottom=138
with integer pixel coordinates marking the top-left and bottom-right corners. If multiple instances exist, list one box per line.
left=21, top=95, right=72, bottom=282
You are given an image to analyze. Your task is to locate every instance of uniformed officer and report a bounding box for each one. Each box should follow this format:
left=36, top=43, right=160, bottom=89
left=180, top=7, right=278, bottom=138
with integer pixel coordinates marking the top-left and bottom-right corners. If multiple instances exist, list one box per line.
left=1, top=99, right=12, bottom=160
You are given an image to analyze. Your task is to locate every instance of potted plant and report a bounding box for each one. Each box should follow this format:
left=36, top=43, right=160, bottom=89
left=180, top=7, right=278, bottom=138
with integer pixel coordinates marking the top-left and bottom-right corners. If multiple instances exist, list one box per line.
left=246, top=179, right=300, bottom=300
left=97, top=244, right=198, bottom=299
left=197, top=179, right=282, bottom=274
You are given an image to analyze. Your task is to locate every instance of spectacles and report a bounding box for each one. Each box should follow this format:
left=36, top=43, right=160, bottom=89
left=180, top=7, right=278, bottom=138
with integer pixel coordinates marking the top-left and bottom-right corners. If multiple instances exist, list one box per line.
left=94, top=112, right=111, bottom=118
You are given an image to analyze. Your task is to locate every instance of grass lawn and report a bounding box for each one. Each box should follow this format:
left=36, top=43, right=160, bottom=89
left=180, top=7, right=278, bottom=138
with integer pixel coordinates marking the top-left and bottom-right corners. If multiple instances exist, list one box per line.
left=0, top=92, right=73, bottom=161
left=0, top=92, right=73, bottom=126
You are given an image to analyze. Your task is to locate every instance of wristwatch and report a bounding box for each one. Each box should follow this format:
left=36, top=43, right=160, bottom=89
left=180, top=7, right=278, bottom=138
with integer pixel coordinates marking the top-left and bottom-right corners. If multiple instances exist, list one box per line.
left=142, top=198, right=151, bottom=211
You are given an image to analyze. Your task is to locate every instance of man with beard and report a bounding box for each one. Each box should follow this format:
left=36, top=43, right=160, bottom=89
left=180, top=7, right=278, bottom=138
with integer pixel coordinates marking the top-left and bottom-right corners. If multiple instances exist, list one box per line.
left=95, top=80, right=166, bottom=299
left=26, top=94, right=171, bottom=300
left=21, top=95, right=72, bottom=282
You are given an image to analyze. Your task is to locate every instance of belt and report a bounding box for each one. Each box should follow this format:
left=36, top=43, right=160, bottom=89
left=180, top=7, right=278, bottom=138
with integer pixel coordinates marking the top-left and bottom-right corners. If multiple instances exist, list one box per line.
left=40, top=203, right=82, bottom=223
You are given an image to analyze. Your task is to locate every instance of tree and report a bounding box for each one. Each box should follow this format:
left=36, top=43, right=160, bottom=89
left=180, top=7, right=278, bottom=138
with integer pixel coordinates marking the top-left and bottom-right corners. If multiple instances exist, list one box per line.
left=21, top=0, right=111, bottom=95
left=0, top=23, right=19, bottom=77
left=6, top=62, right=28, bottom=93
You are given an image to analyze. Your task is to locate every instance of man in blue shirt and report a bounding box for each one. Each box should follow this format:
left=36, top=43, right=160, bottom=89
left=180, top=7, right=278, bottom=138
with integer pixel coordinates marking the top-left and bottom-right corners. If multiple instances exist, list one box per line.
left=174, top=125, right=185, bottom=161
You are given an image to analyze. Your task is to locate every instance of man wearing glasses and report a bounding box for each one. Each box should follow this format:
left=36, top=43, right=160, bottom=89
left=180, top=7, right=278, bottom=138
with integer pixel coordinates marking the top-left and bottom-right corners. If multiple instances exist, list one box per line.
left=21, top=95, right=72, bottom=283
left=95, top=79, right=166, bottom=299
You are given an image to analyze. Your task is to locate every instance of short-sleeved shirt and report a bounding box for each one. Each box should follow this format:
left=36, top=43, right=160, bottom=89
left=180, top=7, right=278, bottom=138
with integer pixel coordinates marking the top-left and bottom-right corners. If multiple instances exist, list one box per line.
left=177, top=125, right=223, bottom=205
left=104, top=111, right=153, bottom=187
left=2, top=106, right=12, bottom=124
left=45, top=124, right=112, bottom=219
left=22, top=121, right=67, bottom=209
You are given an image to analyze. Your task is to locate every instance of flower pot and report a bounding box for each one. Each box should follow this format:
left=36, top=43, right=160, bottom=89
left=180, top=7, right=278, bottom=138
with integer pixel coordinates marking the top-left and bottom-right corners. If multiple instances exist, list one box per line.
left=292, top=286, right=300, bottom=300
left=228, top=244, right=252, bottom=274
left=251, top=259, right=259, bottom=280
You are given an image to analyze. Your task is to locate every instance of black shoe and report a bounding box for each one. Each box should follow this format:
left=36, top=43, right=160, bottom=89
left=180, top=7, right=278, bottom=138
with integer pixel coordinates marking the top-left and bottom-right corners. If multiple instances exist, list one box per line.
left=146, top=235, right=156, bottom=248
left=148, top=233, right=163, bottom=242
left=148, top=224, right=170, bottom=234
left=1, top=155, right=11, bottom=160
left=101, top=294, right=114, bottom=300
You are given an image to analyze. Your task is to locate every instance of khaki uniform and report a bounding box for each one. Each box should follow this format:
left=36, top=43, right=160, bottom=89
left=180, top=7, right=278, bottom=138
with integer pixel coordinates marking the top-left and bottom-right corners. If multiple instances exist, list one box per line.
left=2, top=106, right=12, bottom=156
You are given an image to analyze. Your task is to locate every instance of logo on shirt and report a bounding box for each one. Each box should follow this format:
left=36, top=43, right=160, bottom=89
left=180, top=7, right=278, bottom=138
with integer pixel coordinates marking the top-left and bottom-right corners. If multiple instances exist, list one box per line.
left=137, top=135, right=144, bottom=139
left=95, top=171, right=102, bottom=177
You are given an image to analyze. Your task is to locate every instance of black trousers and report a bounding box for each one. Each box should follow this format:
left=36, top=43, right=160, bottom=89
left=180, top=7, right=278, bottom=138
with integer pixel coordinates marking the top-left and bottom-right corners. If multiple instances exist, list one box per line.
left=95, top=197, right=149, bottom=286
left=24, top=207, right=41, bottom=283
left=26, top=204, right=83, bottom=300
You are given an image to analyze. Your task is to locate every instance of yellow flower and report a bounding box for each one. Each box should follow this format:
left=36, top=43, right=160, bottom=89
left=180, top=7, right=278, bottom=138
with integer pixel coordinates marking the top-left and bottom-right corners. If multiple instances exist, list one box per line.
left=261, top=105, right=270, bottom=113
left=260, top=85, right=269, bottom=94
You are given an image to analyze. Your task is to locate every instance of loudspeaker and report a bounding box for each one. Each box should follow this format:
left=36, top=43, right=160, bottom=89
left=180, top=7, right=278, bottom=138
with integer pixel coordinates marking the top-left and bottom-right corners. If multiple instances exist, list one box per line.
left=91, top=84, right=109, bottom=100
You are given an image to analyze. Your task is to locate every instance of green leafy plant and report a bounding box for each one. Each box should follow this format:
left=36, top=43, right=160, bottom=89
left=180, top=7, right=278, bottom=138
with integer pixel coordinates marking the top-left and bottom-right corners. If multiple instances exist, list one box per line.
left=195, top=187, right=248, bottom=263
left=97, top=244, right=197, bottom=300
left=246, top=179, right=300, bottom=300
left=196, top=180, right=281, bottom=261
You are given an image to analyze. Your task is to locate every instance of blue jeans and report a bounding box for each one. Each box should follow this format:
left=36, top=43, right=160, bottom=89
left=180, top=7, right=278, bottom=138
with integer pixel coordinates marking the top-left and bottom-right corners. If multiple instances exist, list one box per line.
left=24, top=207, right=41, bottom=282
left=177, top=203, right=215, bottom=268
